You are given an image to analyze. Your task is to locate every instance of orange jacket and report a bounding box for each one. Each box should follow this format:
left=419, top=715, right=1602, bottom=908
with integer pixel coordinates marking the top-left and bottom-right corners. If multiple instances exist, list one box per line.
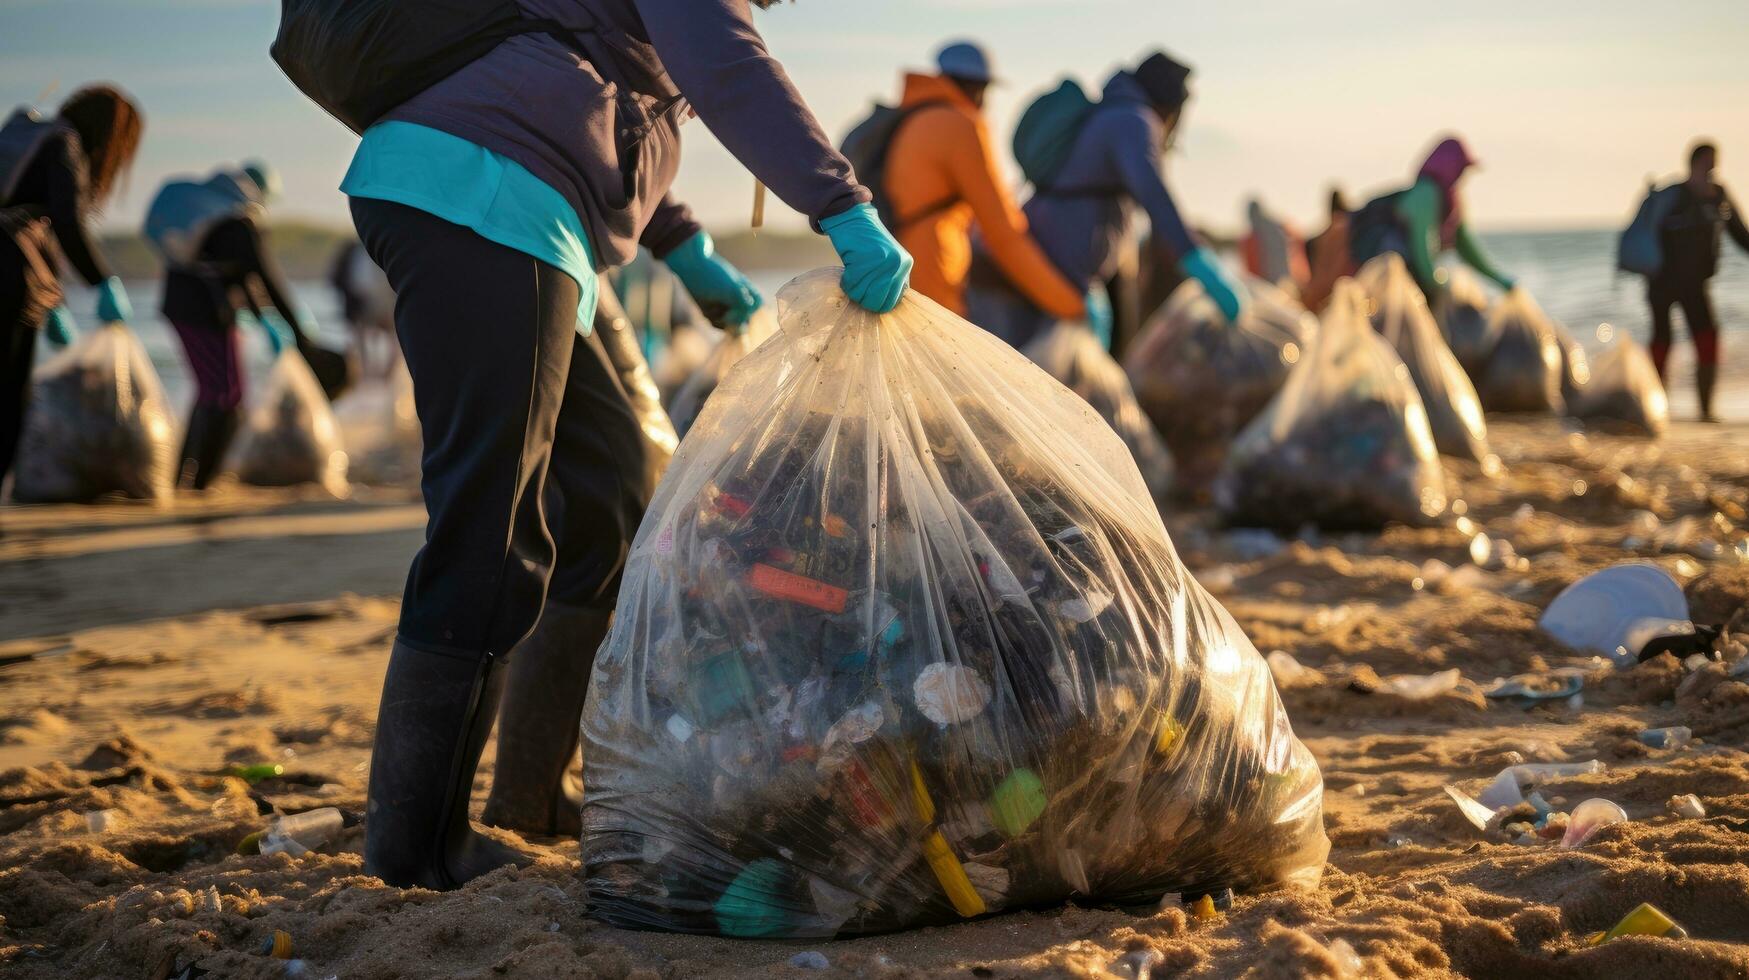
left=882, top=73, right=1084, bottom=321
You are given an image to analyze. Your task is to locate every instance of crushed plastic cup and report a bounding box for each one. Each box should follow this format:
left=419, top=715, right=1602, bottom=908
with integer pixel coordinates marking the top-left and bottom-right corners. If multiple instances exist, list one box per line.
left=1381, top=668, right=1460, bottom=700
left=1667, top=794, right=1706, bottom=819
left=1638, top=726, right=1692, bottom=750
left=1559, top=798, right=1628, bottom=848
left=1539, top=563, right=1691, bottom=664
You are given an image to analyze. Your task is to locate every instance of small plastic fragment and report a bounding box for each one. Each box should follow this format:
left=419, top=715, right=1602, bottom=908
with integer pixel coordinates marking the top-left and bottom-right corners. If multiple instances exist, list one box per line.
left=1559, top=799, right=1628, bottom=848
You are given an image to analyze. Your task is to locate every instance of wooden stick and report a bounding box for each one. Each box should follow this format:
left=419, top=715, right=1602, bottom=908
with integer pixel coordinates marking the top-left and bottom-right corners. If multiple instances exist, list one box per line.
left=751, top=180, right=766, bottom=231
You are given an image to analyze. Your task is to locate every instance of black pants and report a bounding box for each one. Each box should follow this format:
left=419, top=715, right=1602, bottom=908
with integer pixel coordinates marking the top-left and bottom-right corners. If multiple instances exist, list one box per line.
left=1647, top=276, right=1719, bottom=374
left=0, top=314, right=37, bottom=487
left=351, top=198, right=652, bottom=659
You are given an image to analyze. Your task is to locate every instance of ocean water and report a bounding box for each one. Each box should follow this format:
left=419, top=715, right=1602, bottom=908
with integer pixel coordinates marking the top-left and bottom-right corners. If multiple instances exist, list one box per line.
left=57, top=228, right=1749, bottom=422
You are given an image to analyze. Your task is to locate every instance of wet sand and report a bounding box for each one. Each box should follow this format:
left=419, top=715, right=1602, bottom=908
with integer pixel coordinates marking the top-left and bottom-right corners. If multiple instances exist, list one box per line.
left=1, top=417, right=1747, bottom=978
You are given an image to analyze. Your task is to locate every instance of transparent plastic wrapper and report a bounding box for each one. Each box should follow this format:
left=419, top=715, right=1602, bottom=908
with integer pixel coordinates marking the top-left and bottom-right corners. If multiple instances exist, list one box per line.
left=1023, top=322, right=1174, bottom=501
left=653, top=323, right=722, bottom=407
left=1573, top=331, right=1668, bottom=437
left=1358, top=255, right=1491, bottom=464
left=12, top=323, right=176, bottom=504
left=231, top=349, right=349, bottom=496
left=597, top=301, right=679, bottom=485
left=582, top=269, right=1328, bottom=938
left=1477, top=289, right=1565, bottom=414
left=1217, top=280, right=1446, bottom=531
left=1123, top=277, right=1315, bottom=497
left=1551, top=319, right=1591, bottom=411
left=1433, top=266, right=1496, bottom=380
left=668, top=309, right=776, bottom=439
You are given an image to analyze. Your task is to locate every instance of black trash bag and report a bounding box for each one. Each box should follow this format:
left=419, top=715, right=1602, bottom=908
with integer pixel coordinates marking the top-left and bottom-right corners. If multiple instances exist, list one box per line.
left=231, top=349, right=349, bottom=496
left=1476, top=290, right=1565, bottom=414
left=1217, top=280, right=1447, bottom=531
left=1432, top=266, right=1496, bottom=381
left=1024, top=322, right=1174, bottom=502
left=667, top=309, right=776, bottom=440
left=581, top=270, right=1328, bottom=938
left=12, top=324, right=176, bottom=504
left=1573, top=332, right=1668, bottom=437
left=1358, top=255, right=1492, bottom=465
left=1123, top=277, right=1315, bottom=498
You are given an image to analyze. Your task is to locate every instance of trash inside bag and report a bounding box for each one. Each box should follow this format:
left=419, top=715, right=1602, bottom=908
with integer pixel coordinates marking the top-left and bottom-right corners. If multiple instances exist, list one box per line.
left=1572, top=332, right=1668, bottom=437
left=1358, top=255, right=1492, bottom=464
left=1123, top=277, right=1315, bottom=497
left=582, top=269, right=1328, bottom=938
left=1217, top=279, right=1446, bottom=531
left=1433, top=266, right=1496, bottom=380
left=654, top=323, right=723, bottom=407
left=597, top=289, right=679, bottom=484
left=1024, top=322, right=1174, bottom=501
left=230, top=349, right=349, bottom=496
left=667, top=309, right=776, bottom=439
left=12, top=323, right=176, bottom=504
left=1477, top=289, right=1565, bottom=414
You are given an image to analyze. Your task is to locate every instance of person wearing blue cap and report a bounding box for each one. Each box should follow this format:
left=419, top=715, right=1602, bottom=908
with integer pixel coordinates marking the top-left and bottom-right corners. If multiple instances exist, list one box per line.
left=870, top=41, right=1090, bottom=328
left=968, top=50, right=1245, bottom=348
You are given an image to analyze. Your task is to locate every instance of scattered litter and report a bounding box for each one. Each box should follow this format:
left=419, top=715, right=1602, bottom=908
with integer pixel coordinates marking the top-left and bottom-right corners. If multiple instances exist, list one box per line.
left=259, top=930, right=294, bottom=959
left=241, top=807, right=344, bottom=857
left=1190, top=894, right=1220, bottom=920
left=1444, top=784, right=1496, bottom=831
left=1559, top=799, right=1628, bottom=849
left=788, top=951, right=830, bottom=970
left=83, top=809, right=117, bottom=833
left=225, top=763, right=286, bottom=784
left=1382, top=668, right=1460, bottom=700
left=1586, top=902, right=1687, bottom=945
left=1479, top=761, right=1604, bottom=810
left=1639, top=726, right=1692, bottom=750
left=1107, top=948, right=1164, bottom=980
left=1485, top=670, right=1585, bottom=706
left=1667, top=795, right=1706, bottom=819
left=1539, top=563, right=1692, bottom=665
left=1326, top=938, right=1363, bottom=979
left=1266, top=650, right=1322, bottom=689
left=1386, top=834, right=1414, bottom=848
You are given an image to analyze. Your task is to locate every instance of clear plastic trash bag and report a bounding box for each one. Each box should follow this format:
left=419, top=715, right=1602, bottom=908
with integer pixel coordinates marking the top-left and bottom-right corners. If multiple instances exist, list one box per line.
left=1572, top=331, right=1668, bottom=437
left=231, top=349, right=349, bottom=496
left=597, top=289, right=679, bottom=486
left=1217, top=279, right=1446, bottom=530
left=1024, top=323, right=1174, bottom=502
left=667, top=309, right=776, bottom=439
left=12, top=323, right=176, bottom=504
left=654, top=322, right=723, bottom=408
left=581, top=269, right=1328, bottom=938
left=1550, top=318, right=1591, bottom=411
left=1433, top=266, right=1496, bottom=380
left=1477, top=289, right=1565, bottom=414
left=1123, top=277, right=1315, bottom=497
left=1358, top=255, right=1492, bottom=464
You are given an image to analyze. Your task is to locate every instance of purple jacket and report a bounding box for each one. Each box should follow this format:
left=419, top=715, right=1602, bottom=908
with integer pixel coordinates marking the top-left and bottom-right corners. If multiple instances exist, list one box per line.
left=385, top=0, right=869, bottom=269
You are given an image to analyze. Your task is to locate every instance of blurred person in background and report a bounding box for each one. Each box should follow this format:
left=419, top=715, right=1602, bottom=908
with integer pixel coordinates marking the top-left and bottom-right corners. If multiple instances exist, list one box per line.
left=0, top=85, right=143, bottom=487
left=1348, top=135, right=1515, bottom=300
left=1301, top=187, right=1352, bottom=312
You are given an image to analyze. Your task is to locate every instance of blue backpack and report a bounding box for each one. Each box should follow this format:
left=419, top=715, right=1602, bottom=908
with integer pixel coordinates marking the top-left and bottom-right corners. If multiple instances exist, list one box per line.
left=1012, top=80, right=1097, bottom=190
left=1617, top=182, right=1680, bottom=277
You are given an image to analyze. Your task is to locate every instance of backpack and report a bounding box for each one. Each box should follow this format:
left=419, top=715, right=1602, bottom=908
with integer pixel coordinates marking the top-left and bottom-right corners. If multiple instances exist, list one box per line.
left=0, top=108, right=59, bottom=205
left=271, top=0, right=582, bottom=134
left=1012, top=80, right=1097, bottom=189
left=1617, top=182, right=1680, bottom=278
left=143, top=173, right=263, bottom=269
left=839, top=101, right=949, bottom=230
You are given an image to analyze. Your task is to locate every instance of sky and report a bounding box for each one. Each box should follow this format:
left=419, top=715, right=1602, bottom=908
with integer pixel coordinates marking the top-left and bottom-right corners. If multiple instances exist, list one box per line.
left=5, top=0, right=1748, bottom=237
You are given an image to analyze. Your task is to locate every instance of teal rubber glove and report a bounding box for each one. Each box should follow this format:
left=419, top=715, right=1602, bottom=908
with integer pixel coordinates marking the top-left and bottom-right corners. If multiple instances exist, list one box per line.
left=821, top=203, right=912, bottom=313
left=1179, top=247, right=1244, bottom=324
left=664, top=230, right=763, bottom=332
left=44, top=305, right=77, bottom=347
left=247, top=310, right=292, bottom=355
left=95, top=276, right=132, bottom=324
left=1084, top=288, right=1113, bottom=350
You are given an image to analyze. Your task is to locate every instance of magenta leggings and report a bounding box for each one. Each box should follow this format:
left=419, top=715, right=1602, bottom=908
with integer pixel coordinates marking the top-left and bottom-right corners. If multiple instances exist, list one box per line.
left=170, top=317, right=244, bottom=410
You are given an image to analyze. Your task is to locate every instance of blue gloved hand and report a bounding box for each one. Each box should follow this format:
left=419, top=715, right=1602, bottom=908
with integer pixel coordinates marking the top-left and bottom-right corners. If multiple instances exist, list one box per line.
left=664, top=230, right=763, bottom=333
left=1084, top=287, right=1114, bottom=350
left=95, top=276, right=132, bottom=324
left=44, top=305, right=78, bottom=347
left=254, top=310, right=292, bottom=355
left=1179, top=247, right=1245, bottom=324
left=821, top=203, right=913, bottom=313
left=1495, top=274, right=1518, bottom=293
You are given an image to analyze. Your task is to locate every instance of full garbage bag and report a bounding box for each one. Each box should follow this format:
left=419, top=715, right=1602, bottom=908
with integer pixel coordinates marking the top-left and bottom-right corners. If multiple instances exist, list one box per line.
left=582, top=269, right=1328, bottom=938
left=1123, top=277, right=1315, bottom=497
left=231, top=349, right=349, bottom=496
left=667, top=309, right=777, bottom=439
left=653, top=322, right=722, bottom=407
left=1572, top=331, right=1668, bottom=437
left=1433, top=266, right=1495, bottom=380
left=12, top=323, right=176, bottom=504
left=1477, top=289, right=1565, bottom=414
left=1550, top=319, right=1591, bottom=411
left=1217, top=280, right=1446, bottom=530
left=1358, top=255, right=1491, bottom=464
left=1023, top=322, right=1174, bottom=501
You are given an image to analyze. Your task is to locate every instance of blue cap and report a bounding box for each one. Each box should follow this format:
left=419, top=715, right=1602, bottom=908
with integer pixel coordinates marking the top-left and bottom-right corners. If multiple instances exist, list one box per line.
left=935, top=41, right=996, bottom=84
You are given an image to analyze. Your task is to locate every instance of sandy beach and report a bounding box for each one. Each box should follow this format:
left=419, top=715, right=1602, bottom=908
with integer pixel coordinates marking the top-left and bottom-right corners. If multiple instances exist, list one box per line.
left=2, top=416, right=1747, bottom=978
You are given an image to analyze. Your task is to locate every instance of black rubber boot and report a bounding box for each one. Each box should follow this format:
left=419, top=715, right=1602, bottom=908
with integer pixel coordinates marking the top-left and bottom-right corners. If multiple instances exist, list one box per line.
left=178, top=405, right=240, bottom=490
left=482, top=605, right=610, bottom=838
left=1697, top=362, right=1719, bottom=422
left=364, top=641, right=529, bottom=889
